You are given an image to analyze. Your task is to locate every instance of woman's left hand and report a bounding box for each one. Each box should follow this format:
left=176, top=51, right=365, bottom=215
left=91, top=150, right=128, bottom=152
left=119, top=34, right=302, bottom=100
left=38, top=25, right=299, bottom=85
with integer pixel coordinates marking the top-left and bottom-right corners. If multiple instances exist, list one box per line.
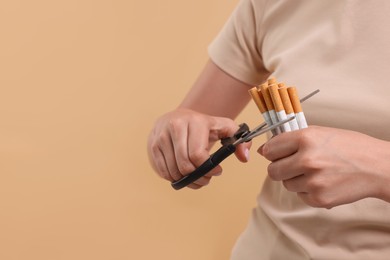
left=258, top=126, right=390, bottom=208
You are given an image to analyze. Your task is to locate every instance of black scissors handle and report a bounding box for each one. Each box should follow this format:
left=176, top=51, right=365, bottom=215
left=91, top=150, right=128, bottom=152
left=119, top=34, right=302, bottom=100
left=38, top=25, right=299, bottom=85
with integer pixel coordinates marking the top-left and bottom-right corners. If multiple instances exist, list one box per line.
left=171, top=144, right=236, bottom=190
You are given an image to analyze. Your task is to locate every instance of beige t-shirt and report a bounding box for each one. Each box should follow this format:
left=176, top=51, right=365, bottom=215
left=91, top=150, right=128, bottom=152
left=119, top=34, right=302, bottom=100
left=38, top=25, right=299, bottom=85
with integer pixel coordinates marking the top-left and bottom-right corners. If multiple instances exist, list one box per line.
left=208, top=0, right=390, bottom=259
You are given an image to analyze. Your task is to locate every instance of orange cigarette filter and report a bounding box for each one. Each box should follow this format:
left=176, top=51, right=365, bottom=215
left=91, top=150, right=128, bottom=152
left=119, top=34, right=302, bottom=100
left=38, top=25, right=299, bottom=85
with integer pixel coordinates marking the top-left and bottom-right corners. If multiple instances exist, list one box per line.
left=267, top=77, right=277, bottom=85
left=257, top=90, right=268, bottom=113
left=259, top=83, right=275, bottom=110
left=248, top=87, right=267, bottom=113
left=287, top=86, right=303, bottom=113
left=278, top=85, right=294, bottom=114
left=269, top=84, right=285, bottom=112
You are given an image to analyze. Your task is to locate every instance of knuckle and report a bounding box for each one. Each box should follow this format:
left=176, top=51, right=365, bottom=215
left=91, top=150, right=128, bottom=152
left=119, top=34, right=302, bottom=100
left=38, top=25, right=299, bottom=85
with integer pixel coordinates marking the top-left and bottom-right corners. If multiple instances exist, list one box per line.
left=308, top=194, right=333, bottom=208
left=170, top=170, right=184, bottom=182
left=298, top=155, right=318, bottom=171
left=168, top=118, right=184, bottom=134
left=298, top=128, right=316, bottom=148
left=192, top=113, right=205, bottom=123
left=177, top=161, right=195, bottom=175
left=150, top=140, right=161, bottom=155
left=267, top=163, right=280, bottom=181
left=282, top=180, right=292, bottom=191
left=306, top=176, right=326, bottom=192
left=188, top=149, right=206, bottom=165
left=159, top=168, right=173, bottom=182
left=155, top=131, right=169, bottom=145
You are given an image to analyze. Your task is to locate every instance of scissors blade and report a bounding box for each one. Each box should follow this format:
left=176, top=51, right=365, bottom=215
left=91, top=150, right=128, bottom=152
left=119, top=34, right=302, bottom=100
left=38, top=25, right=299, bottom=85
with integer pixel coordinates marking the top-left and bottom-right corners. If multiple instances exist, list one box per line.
left=234, top=116, right=295, bottom=145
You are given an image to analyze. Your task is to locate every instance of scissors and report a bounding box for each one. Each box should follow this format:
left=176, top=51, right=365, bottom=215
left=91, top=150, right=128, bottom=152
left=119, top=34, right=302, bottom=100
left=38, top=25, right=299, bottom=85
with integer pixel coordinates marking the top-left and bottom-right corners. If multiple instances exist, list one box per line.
left=171, top=89, right=320, bottom=190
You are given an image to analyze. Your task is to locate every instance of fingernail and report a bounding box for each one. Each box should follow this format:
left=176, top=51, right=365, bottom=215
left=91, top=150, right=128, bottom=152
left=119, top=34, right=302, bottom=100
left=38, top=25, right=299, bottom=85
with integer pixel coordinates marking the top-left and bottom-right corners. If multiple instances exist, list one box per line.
left=257, top=144, right=265, bottom=155
left=245, top=148, right=250, bottom=161
left=214, top=171, right=222, bottom=176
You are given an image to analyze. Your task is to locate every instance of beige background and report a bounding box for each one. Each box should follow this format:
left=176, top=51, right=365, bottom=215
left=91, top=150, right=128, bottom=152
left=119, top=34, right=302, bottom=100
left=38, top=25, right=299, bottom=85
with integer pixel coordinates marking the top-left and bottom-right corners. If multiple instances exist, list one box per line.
left=0, top=1, right=269, bottom=259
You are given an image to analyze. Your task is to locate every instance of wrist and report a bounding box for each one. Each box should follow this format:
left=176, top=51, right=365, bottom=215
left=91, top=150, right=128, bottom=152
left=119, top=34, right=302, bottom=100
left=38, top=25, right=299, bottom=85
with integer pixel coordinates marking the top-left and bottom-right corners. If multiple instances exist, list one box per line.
left=370, top=140, right=390, bottom=202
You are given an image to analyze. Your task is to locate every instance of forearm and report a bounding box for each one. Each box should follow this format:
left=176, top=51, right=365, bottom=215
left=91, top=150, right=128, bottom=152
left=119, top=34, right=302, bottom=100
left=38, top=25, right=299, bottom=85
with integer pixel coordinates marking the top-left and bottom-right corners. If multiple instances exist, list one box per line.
left=178, top=59, right=252, bottom=119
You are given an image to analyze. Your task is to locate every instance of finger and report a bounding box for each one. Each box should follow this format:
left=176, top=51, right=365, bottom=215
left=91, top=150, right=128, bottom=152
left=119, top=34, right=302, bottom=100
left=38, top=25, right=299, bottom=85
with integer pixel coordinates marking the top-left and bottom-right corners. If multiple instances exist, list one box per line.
left=297, top=192, right=333, bottom=209
left=208, top=116, right=240, bottom=141
left=193, top=176, right=212, bottom=186
left=234, top=141, right=252, bottom=162
left=192, top=166, right=223, bottom=186
left=148, top=130, right=175, bottom=181
left=150, top=144, right=174, bottom=182
left=169, top=119, right=197, bottom=176
left=186, top=116, right=238, bottom=167
left=187, top=183, right=202, bottom=189
left=267, top=153, right=304, bottom=181
left=205, top=165, right=223, bottom=177
left=282, top=174, right=308, bottom=193
left=158, top=134, right=183, bottom=181
left=259, top=131, right=301, bottom=161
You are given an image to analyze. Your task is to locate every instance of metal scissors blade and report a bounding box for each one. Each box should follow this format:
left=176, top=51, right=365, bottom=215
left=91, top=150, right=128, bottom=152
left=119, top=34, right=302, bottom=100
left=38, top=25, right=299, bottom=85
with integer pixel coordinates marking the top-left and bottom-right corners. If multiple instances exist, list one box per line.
left=234, top=116, right=295, bottom=145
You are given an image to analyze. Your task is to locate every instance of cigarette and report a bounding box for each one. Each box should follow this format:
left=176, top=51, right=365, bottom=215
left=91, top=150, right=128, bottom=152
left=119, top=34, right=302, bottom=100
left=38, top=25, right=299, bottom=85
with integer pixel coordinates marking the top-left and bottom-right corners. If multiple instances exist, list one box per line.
left=260, top=83, right=281, bottom=135
left=267, top=77, right=277, bottom=85
left=287, top=86, right=308, bottom=129
left=278, top=85, right=299, bottom=130
left=248, top=87, right=274, bottom=131
left=269, top=84, right=291, bottom=132
left=248, top=87, right=267, bottom=113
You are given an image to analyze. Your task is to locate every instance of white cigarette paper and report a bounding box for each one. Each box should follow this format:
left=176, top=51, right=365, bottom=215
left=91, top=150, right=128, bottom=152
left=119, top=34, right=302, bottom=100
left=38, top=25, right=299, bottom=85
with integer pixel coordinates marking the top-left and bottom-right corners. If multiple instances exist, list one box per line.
left=278, top=86, right=299, bottom=131
left=295, top=112, right=308, bottom=129
left=269, top=84, right=291, bottom=132
left=260, top=83, right=281, bottom=135
left=287, top=86, right=308, bottom=129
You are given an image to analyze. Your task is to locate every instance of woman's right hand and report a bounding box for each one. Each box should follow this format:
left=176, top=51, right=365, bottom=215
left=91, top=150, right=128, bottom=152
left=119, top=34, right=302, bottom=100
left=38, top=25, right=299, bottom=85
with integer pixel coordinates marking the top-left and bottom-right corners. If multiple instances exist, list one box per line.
left=147, top=108, right=251, bottom=189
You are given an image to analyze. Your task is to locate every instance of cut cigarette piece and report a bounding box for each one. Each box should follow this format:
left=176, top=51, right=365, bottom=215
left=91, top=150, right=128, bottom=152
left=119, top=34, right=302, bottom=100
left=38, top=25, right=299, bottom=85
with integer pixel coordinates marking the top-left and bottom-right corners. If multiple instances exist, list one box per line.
left=278, top=86, right=299, bottom=130
left=269, top=84, right=291, bottom=132
left=287, top=87, right=308, bottom=129
left=260, top=83, right=281, bottom=135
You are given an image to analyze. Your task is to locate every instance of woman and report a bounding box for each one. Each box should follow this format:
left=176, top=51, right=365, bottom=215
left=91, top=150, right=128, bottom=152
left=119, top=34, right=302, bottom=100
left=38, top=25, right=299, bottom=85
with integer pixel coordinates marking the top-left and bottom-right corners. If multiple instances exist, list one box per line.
left=147, top=0, right=390, bottom=259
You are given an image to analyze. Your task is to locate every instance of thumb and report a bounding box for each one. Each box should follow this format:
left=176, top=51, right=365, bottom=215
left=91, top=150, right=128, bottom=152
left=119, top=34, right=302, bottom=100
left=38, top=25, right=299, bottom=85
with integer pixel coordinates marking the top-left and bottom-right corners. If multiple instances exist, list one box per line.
left=234, top=141, right=252, bottom=163
left=209, top=117, right=252, bottom=162
left=209, top=116, right=251, bottom=162
left=208, top=116, right=241, bottom=141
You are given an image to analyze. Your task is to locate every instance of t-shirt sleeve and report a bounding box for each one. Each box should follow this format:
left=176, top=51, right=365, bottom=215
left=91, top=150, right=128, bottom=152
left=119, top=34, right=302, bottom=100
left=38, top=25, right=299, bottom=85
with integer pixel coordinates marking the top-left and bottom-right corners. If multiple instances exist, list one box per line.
left=208, top=0, right=268, bottom=85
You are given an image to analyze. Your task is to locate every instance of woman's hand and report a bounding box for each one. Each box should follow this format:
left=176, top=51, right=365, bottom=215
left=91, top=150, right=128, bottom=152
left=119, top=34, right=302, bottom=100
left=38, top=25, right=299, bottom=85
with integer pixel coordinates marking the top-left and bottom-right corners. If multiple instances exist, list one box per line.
left=148, top=108, right=251, bottom=189
left=258, top=126, right=390, bottom=208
